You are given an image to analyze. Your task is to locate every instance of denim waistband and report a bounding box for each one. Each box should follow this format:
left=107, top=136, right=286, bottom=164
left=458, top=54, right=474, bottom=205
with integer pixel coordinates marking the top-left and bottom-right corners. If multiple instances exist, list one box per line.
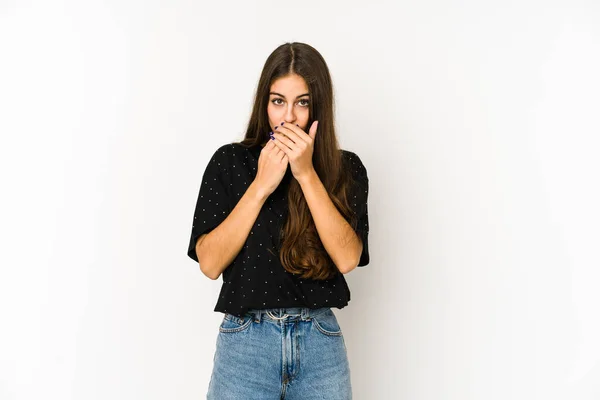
left=245, top=307, right=330, bottom=323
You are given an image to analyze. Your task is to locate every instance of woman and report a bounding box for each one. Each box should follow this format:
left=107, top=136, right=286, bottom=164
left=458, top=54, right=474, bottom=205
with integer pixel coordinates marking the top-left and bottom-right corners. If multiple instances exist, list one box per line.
left=187, top=42, right=370, bottom=399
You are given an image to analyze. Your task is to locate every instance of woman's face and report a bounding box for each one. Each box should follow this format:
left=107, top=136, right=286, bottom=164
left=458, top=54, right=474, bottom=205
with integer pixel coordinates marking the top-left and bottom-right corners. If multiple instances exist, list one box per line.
left=267, top=73, right=310, bottom=133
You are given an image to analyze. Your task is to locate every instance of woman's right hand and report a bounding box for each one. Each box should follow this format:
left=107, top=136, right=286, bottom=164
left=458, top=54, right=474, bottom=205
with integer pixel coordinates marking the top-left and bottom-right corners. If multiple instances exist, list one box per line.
left=254, top=139, right=289, bottom=196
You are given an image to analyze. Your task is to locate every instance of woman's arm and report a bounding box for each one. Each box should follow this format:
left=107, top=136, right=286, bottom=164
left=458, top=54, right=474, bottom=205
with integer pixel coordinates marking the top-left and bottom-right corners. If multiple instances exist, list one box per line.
left=195, top=181, right=269, bottom=280
left=297, top=170, right=363, bottom=274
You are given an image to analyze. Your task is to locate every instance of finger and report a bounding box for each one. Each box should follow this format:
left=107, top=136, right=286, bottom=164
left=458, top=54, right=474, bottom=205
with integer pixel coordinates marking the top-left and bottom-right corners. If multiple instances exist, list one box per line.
left=271, top=136, right=291, bottom=155
left=263, top=141, right=281, bottom=158
left=274, top=128, right=299, bottom=146
left=267, top=138, right=281, bottom=153
left=308, top=120, right=318, bottom=141
left=276, top=123, right=311, bottom=145
left=273, top=125, right=298, bottom=143
left=269, top=142, right=281, bottom=156
left=272, top=132, right=296, bottom=152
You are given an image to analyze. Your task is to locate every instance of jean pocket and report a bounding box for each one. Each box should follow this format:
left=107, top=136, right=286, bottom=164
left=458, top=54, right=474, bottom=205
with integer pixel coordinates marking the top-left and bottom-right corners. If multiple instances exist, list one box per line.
left=311, top=309, right=343, bottom=336
left=219, top=313, right=252, bottom=333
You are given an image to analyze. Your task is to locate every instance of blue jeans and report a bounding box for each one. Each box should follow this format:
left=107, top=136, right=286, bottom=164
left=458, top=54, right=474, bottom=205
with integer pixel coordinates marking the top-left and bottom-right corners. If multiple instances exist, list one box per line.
left=207, top=307, right=352, bottom=399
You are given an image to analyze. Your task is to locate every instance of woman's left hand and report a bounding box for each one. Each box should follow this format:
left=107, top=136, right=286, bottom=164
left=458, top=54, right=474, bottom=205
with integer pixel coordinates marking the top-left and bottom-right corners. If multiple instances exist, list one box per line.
left=271, top=120, right=319, bottom=182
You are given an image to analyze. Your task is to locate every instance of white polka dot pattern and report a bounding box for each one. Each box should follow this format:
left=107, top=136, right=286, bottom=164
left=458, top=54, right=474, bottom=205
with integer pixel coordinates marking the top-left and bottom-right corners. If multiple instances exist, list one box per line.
left=186, top=143, right=370, bottom=318
left=345, top=149, right=370, bottom=266
left=187, top=144, right=232, bottom=263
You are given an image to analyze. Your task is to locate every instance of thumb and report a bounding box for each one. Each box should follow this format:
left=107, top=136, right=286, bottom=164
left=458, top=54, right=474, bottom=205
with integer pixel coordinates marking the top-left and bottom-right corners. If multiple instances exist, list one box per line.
left=309, top=120, right=318, bottom=140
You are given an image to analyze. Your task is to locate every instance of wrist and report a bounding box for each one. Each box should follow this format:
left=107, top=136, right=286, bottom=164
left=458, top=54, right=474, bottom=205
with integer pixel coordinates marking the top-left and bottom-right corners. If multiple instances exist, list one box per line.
left=249, top=181, right=270, bottom=203
left=296, top=168, right=318, bottom=187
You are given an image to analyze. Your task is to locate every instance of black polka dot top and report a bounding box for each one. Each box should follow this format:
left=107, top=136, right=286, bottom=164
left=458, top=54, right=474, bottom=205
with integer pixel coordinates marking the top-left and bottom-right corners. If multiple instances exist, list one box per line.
left=187, top=142, right=370, bottom=317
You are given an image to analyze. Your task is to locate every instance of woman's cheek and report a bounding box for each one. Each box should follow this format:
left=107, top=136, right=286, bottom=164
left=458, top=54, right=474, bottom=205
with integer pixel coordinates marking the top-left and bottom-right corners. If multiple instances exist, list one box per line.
left=267, top=106, right=279, bottom=122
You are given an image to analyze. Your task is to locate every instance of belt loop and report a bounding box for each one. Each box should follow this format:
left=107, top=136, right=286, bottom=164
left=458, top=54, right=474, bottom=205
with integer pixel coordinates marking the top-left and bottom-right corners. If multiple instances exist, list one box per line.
left=266, top=309, right=289, bottom=320
left=301, top=308, right=309, bottom=320
left=253, top=309, right=261, bottom=323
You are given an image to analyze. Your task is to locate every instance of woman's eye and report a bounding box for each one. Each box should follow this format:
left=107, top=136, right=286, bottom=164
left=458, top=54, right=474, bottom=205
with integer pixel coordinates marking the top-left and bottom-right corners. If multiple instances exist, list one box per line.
left=271, top=98, right=310, bottom=107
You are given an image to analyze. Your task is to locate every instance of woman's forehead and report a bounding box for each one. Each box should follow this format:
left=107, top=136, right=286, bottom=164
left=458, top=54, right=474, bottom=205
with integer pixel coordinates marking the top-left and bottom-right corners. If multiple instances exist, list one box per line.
left=270, top=74, right=308, bottom=94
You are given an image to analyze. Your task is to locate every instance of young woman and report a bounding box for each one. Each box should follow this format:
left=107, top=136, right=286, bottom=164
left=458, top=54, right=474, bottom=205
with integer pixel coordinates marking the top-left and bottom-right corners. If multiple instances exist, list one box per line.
left=187, top=42, right=370, bottom=399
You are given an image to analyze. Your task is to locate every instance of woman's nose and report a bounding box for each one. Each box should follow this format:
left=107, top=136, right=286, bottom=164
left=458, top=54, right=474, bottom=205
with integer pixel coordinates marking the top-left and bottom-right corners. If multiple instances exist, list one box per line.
left=285, top=106, right=296, bottom=122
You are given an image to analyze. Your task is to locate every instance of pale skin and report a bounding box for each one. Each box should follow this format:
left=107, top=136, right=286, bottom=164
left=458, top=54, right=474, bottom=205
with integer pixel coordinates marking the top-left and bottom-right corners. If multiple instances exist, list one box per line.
left=264, top=73, right=363, bottom=274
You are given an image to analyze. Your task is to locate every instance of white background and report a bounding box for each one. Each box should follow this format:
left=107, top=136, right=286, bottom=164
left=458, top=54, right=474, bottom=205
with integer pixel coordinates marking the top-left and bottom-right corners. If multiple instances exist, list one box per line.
left=1, top=0, right=599, bottom=399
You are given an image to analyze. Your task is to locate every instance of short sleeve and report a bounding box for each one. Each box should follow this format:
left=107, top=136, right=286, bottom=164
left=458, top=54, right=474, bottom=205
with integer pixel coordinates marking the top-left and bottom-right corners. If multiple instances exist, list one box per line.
left=187, top=145, right=232, bottom=263
left=345, top=151, right=370, bottom=267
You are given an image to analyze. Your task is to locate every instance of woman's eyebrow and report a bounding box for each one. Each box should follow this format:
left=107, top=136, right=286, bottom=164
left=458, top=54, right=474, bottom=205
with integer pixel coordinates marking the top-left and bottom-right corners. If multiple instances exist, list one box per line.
left=269, top=92, right=310, bottom=99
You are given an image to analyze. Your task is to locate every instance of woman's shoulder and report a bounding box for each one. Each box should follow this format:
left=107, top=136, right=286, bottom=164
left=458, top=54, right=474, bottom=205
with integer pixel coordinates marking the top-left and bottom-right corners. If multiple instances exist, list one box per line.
left=340, top=149, right=368, bottom=182
left=209, top=142, right=253, bottom=162
left=340, top=148, right=366, bottom=168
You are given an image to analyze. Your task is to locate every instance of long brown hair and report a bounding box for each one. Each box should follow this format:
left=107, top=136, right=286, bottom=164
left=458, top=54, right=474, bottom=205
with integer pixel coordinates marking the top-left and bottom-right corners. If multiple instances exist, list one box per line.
left=237, top=42, right=357, bottom=280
